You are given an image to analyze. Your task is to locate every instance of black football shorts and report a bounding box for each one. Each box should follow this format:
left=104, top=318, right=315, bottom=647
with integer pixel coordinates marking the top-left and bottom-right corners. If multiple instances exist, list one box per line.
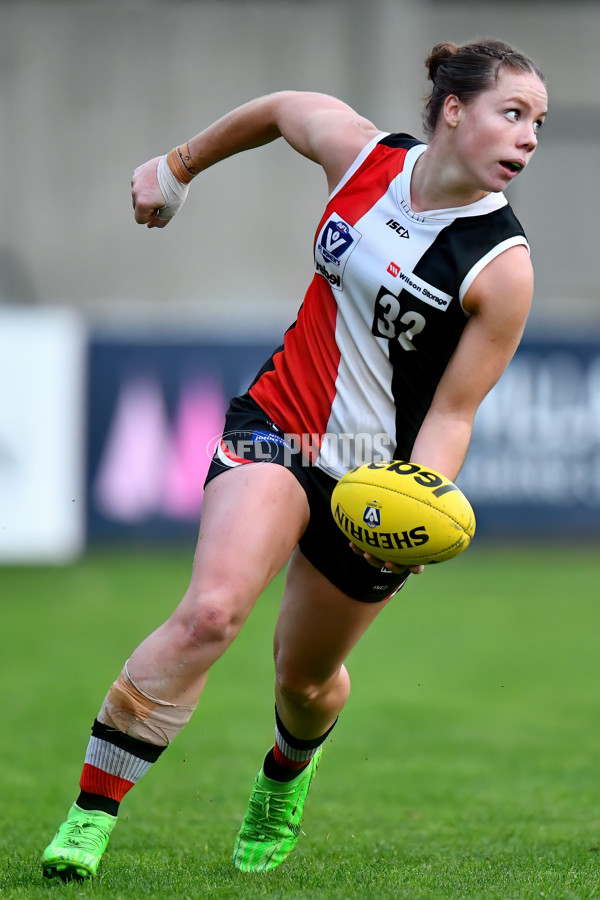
left=204, top=393, right=410, bottom=603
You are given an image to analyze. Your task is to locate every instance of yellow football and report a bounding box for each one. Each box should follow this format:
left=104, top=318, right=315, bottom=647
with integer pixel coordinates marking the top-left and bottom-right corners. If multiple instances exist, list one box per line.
left=331, top=461, right=475, bottom=566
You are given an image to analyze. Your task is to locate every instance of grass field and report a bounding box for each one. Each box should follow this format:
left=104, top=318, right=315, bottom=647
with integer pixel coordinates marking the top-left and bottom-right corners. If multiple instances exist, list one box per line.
left=1, top=544, right=600, bottom=899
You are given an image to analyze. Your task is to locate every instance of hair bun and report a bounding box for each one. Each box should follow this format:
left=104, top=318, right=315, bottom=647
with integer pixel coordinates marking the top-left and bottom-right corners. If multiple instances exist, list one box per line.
left=425, top=42, right=459, bottom=82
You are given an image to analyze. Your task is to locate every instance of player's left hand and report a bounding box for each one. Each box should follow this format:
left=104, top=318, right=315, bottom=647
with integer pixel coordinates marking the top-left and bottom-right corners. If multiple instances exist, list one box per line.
left=349, top=542, right=425, bottom=575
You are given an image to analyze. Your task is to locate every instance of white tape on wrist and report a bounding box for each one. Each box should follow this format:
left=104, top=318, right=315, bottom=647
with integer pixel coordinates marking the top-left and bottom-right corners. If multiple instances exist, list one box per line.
left=156, top=154, right=190, bottom=221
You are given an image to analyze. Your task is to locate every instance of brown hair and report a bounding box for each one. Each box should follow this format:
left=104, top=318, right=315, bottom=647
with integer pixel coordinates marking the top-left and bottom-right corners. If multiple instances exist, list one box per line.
left=423, top=39, right=545, bottom=138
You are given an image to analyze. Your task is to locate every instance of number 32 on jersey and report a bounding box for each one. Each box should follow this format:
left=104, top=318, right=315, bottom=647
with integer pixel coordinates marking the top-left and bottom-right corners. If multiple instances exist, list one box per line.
left=372, top=286, right=426, bottom=352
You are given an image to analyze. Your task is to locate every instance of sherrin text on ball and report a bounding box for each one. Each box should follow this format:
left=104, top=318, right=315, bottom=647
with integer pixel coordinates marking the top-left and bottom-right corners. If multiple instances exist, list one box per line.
left=331, top=461, right=476, bottom=566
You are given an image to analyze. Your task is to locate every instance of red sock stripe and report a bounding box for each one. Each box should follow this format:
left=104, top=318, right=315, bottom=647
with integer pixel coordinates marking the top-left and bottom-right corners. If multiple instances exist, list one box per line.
left=273, top=743, right=309, bottom=770
left=79, top=763, right=135, bottom=802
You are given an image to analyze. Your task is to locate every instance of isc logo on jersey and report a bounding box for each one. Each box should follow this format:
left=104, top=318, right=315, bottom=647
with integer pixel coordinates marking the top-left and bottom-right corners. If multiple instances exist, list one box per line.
left=315, top=214, right=361, bottom=292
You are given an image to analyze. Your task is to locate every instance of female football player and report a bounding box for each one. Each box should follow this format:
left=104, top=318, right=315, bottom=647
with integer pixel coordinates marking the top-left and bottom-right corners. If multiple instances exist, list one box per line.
left=43, top=38, right=547, bottom=880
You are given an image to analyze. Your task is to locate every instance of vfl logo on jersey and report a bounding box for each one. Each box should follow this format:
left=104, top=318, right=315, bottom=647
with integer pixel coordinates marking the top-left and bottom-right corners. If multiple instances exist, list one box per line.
left=363, top=502, right=381, bottom=528
left=320, top=219, right=354, bottom=263
left=315, top=213, right=361, bottom=292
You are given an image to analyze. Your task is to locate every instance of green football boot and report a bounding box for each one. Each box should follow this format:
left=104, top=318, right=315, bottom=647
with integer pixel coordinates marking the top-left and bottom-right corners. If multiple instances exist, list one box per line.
left=41, top=803, right=117, bottom=881
left=233, top=748, right=322, bottom=872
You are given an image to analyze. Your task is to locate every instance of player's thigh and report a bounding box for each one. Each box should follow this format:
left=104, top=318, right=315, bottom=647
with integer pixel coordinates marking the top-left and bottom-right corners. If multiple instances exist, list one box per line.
left=186, top=462, right=310, bottom=607
left=273, top=546, right=393, bottom=686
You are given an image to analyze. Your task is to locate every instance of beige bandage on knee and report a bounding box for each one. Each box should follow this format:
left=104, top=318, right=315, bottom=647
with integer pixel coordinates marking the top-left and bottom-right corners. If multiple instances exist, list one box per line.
left=98, top=662, right=196, bottom=747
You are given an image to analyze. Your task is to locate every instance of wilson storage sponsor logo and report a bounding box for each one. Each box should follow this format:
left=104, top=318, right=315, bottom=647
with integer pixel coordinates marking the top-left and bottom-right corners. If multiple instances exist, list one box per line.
left=386, top=265, right=452, bottom=311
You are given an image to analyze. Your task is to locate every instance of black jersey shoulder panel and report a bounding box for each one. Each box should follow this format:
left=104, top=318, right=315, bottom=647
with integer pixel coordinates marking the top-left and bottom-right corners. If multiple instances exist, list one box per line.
left=378, top=133, right=424, bottom=151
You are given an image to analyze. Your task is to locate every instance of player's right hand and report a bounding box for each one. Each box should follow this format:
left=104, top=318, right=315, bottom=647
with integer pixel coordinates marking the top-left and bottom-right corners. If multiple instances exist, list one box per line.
left=131, top=157, right=170, bottom=229
left=349, top=542, right=425, bottom=575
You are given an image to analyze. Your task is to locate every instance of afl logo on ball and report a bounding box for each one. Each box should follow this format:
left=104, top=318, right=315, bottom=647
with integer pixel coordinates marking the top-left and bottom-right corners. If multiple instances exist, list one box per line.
left=362, top=503, right=381, bottom=528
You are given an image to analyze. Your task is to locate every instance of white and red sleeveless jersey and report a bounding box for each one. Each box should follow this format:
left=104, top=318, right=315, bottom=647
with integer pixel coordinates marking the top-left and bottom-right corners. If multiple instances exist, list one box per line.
left=249, top=133, right=529, bottom=479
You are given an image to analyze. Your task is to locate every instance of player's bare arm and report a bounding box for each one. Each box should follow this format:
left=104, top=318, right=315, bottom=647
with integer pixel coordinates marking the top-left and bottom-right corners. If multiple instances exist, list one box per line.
left=131, top=92, right=379, bottom=228
left=264, top=91, right=381, bottom=190
left=410, top=244, right=533, bottom=482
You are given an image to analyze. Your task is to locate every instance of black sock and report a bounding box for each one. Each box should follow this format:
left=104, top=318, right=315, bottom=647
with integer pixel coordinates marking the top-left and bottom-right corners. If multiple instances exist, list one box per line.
left=263, top=747, right=308, bottom=783
left=76, top=791, right=120, bottom=816
left=262, top=707, right=337, bottom=782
